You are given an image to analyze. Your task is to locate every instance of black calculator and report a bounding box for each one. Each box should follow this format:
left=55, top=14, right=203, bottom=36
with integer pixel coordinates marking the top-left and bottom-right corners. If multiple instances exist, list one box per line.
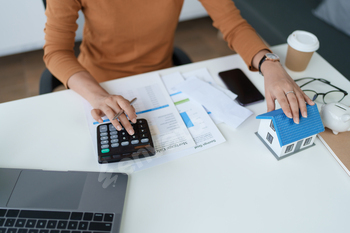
left=96, top=118, right=156, bottom=164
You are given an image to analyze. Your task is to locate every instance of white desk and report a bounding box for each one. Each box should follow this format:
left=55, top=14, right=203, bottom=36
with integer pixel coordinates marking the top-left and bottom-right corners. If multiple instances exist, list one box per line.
left=1, top=44, right=350, bottom=233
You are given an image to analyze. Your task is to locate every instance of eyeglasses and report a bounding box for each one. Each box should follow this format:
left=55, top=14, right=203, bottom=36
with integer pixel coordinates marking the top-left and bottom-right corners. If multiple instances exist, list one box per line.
left=294, top=77, right=348, bottom=104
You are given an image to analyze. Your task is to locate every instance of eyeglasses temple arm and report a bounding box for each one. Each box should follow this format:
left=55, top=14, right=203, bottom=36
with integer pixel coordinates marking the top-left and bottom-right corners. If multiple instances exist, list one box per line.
left=298, top=79, right=316, bottom=88
left=327, top=83, right=348, bottom=94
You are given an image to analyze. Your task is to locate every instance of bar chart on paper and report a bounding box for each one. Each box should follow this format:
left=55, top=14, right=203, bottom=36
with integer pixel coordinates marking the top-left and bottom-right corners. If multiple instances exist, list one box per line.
left=162, top=71, right=226, bottom=148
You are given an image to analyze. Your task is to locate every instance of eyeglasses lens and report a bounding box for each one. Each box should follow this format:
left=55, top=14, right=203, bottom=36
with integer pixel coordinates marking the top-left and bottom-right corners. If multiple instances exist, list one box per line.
left=324, top=91, right=344, bottom=103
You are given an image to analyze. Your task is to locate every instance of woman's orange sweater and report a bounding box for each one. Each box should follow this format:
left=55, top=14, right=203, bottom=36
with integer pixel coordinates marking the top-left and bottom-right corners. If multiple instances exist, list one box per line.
left=44, top=0, right=269, bottom=87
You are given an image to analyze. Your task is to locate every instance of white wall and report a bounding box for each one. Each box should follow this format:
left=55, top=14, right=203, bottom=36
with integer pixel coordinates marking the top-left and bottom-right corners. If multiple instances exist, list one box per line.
left=0, top=0, right=207, bottom=57
left=180, top=0, right=208, bottom=21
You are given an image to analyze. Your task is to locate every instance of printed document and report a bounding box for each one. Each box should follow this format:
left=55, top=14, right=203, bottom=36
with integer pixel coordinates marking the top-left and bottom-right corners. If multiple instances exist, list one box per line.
left=131, top=72, right=226, bottom=171
left=182, top=68, right=237, bottom=124
left=174, top=76, right=253, bottom=129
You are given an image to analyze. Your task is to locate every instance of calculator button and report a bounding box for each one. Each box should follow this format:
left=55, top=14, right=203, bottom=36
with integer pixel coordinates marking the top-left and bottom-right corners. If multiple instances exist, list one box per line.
left=101, top=144, right=109, bottom=149
left=141, top=138, right=149, bottom=143
left=110, top=135, right=118, bottom=139
left=109, top=125, right=117, bottom=131
left=99, top=125, right=108, bottom=132
left=101, top=149, right=110, bottom=153
left=131, top=135, right=138, bottom=139
left=138, top=124, right=146, bottom=128
left=121, top=142, right=129, bottom=146
left=122, top=153, right=131, bottom=158
left=100, top=136, right=108, bottom=140
left=100, top=132, right=108, bottom=136
left=111, top=143, right=119, bottom=148
left=121, top=131, right=127, bottom=136
left=140, top=134, right=147, bottom=138
left=111, top=139, right=119, bottom=143
left=112, top=155, right=121, bottom=160
left=101, top=156, right=111, bottom=161
left=101, top=140, right=109, bottom=145
left=137, top=119, right=145, bottom=124
left=121, top=136, right=128, bottom=141
left=139, top=129, right=147, bottom=133
left=110, top=131, right=118, bottom=135
left=131, top=140, right=139, bottom=145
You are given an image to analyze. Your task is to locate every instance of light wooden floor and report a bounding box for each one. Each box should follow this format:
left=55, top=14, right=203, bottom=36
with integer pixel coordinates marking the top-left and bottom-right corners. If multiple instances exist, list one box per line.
left=0, top=17, right=234, bottom=104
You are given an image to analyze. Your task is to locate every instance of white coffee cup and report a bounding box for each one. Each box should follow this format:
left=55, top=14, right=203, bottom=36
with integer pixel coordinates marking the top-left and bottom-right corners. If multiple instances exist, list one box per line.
left=285, top=30, right=319, bottom=71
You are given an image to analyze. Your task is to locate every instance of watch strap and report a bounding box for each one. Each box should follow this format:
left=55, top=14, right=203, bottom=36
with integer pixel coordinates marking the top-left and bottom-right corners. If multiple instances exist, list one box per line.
left=258, top=53, right=280, bottom=76
left=258, top=56, right=267, bottom=76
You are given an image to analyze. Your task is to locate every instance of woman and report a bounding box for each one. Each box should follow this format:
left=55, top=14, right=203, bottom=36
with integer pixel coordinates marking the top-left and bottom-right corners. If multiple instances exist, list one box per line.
left=44, top=0, right=314, bottom=135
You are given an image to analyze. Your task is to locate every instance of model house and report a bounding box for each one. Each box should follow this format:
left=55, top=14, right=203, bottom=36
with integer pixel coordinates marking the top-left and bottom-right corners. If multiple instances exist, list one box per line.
left=256, top=104, right=325, bottom=160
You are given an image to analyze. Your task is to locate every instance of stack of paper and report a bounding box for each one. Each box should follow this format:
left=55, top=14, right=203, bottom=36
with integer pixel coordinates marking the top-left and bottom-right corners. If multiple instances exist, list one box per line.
left=83, top=68, right=253, bottom=172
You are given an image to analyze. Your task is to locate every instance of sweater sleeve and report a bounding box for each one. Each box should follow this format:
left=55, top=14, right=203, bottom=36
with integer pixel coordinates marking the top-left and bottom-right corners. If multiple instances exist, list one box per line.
left=198, top=0, right=271, bottom=71
left=43, top=0, right=87, bottom=87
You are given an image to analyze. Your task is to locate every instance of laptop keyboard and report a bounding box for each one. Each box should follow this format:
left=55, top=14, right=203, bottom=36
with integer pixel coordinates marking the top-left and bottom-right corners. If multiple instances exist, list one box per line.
left=0, top=209, right=114, bottom=233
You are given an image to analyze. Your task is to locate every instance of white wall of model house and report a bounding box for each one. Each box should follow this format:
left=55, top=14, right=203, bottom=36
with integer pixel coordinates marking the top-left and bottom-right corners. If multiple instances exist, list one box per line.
left=258, top=120, right=283, bottom=155
left=0, top=0, right=208, bottom=57
left=258, top=119, right=317, bottom=157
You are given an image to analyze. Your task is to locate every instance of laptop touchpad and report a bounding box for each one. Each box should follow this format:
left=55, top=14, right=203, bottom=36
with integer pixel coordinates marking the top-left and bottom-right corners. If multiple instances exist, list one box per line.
left=7, top=170, right=86, bottom=210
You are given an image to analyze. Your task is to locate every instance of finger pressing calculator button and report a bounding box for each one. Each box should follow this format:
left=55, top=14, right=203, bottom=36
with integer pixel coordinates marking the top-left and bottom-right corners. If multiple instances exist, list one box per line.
left=101, top=144, right=109, bottom=149
left=100, top=136, right=108, bottom=140
left=131, top=140, right=139, bottom=145
left=101, top=140, right=109, bottom=145
left=99, top=125, right=108, bottom=132
left=111, top=139, right=119, bottom=143
left=111, top=143, right=119, bottom=148
left=121, top=141, right=129, bottom=146
left=141, top=138, right=149, bottom=143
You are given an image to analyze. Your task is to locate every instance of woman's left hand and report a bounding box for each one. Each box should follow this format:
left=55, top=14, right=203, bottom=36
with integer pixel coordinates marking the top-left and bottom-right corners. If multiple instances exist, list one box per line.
left=261, top=61, right=314, bottom=124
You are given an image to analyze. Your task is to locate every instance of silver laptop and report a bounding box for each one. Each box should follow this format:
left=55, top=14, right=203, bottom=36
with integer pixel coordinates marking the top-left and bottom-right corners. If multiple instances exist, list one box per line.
left=0, top=168, right=128, bottom=233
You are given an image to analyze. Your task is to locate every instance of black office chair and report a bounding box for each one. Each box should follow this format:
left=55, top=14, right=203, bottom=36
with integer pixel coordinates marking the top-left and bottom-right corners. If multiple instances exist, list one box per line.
left=40, top=0, right=192, bottom=94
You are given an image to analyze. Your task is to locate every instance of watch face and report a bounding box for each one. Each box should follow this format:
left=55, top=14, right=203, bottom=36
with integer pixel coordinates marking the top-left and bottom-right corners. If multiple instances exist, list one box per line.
left=266, top=53, right=279, bottom=60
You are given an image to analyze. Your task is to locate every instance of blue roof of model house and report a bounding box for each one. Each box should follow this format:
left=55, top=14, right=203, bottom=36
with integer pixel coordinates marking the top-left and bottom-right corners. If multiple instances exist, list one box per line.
left=256, top=104, right=324, bottom=147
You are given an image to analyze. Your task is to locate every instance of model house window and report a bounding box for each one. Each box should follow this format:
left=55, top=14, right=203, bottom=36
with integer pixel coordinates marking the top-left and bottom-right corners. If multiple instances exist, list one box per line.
left=270, top=120, right=275, bottom=131
left=266, top=132, right=273, bottom=144
left=303, top=137, right=313, bottom=146
left=285, top=144, right=294, bottom=153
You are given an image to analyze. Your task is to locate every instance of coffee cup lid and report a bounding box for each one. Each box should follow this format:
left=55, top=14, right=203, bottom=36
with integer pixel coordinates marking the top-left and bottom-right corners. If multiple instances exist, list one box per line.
left=287, top=30, right=319, bottom=52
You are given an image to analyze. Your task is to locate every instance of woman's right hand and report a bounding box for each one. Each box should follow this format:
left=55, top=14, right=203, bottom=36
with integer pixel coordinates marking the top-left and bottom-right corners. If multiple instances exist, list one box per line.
left=90, top=95, right=137, bottom=135
left=67, top=71, right=137, bottom=135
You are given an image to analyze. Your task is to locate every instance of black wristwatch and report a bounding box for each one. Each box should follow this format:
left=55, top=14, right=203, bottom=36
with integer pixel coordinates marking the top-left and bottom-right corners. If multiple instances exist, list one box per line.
left=258, top=53, right=280, bottom=76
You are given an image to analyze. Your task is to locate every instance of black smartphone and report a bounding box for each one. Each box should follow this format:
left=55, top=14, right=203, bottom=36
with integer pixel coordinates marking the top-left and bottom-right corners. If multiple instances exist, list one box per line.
left=218, top=68, right=264, bottom=106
